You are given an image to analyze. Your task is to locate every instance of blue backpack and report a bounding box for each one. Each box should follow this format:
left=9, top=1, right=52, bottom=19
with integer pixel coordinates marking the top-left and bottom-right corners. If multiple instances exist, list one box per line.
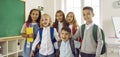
left=38, top=27, right=57, bottom=52
left=39, top=27, right=56, bottom=44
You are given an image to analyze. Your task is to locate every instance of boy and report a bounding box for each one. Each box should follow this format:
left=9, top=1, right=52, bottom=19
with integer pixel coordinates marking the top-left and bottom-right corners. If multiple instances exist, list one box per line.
left=54, top=27, right=80, bottom=57
left=73, top=6, right=103, bottom=57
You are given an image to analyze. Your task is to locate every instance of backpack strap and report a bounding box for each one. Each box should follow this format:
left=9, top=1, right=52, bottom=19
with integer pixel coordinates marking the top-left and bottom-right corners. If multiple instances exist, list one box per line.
left=69, top=38, right=75, bottom=56
left=81, top=24, right=86, bottom=39
left=93, top=24, right=98, bottom=43
left=26, top=22, right=29, bottom=27
left=57, top=39, right=75, bottom=56
left=39, top=28, right=43, bottom=44
left=39, top=27, right=56, bottom=44
left=93, top=24, right=106, bottom=54
left=50, top=27, right=56, bottom=43
left=57, top=40, right=62, bottom=50
left=93, top=24, right=106, bottom=43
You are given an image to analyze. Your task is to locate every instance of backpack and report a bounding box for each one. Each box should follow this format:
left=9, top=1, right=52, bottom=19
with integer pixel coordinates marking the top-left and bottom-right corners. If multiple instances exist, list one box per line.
left=39, top=27, right=57, bottom=52
left=56, top=38, right=79, bottom=57
left=81, top=24, right=106, bottom=55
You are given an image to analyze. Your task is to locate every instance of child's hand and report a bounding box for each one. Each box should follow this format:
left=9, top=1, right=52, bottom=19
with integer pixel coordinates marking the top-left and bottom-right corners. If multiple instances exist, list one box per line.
left=21, top=33, right=29, bottom=38
left=30, top=51, right=34, bottom=57
left=37, top=44, right=40, bottom=49
left=29, top=34, right=34, bottom=38
left=58, top=38, right=62, bottom=41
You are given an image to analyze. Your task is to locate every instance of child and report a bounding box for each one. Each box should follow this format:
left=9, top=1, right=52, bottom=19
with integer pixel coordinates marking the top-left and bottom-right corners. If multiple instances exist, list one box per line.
left=66, top=12, right=79, bottom=36
left=54, top=27, right=80, bottom=57
left=21, top=9, right=41, bottom=57
left=73, top=6, right=103, bottom=57
left=53, top=10, right=68, bottom=33
left=30, top=13, right=60, bottom=57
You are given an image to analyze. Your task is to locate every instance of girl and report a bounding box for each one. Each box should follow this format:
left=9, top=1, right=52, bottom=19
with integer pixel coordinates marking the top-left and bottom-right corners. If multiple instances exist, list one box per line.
left=53, top=10, right=68, bottom=33
left=66, top=12, right=81, bottom=57
left=21, top=9, right=41, bottom=57
left=66, top=12, right=79, bottom=36
left=30, top=13, right=60, bottom=57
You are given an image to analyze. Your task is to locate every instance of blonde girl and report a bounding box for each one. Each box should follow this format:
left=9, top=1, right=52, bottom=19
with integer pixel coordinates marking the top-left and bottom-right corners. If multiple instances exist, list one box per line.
left=30, top=13, right=59, bottom=57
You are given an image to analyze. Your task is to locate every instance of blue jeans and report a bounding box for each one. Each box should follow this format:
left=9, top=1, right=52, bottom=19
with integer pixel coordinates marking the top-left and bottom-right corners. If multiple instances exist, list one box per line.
left=39, top=53, right=55, bottom=57
left=23, top=41, right=33, bottom=57
left=23, top=41, right=39, bottom=57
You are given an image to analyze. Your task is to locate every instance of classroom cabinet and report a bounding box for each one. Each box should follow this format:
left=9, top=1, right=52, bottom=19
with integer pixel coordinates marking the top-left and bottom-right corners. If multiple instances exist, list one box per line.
left=0, top=36, right=25, bottom=57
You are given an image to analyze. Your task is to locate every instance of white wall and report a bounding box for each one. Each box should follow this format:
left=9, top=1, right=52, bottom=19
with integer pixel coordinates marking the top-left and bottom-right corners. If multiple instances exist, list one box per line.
left=25, top=0, right=120, bottom=37
left=43, top=0, right=62, bottom=21
left=25, top=0, right=62, bottom=21
left=25, top=0, right=43, bottom=21
left=101, top=0, right=120, bottom=37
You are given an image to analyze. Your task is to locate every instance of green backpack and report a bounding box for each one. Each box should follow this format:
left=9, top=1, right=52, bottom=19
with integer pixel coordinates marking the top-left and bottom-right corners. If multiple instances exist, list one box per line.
left=81, top=24, right=106, bottom=55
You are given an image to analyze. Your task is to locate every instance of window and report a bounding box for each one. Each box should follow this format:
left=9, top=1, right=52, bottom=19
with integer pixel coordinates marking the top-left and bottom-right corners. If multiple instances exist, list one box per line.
left=83, top=0, right=100, bottom=26
left=62, top=0, right=100, bottom=26
left=62, top=0, right=82, bottom=26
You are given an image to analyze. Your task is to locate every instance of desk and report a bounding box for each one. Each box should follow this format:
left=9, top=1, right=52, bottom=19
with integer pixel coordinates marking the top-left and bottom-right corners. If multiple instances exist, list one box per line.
left=106, top=38, right=120, bottom=57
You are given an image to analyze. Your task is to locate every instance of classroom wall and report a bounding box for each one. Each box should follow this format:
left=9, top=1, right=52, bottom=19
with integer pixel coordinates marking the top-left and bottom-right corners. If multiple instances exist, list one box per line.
left=26, top=0, right=120, bottom=37
left=25, top=0, right=43, bottom=21
left=101, top=0, right=120, bottom=37
left=25, top=0, right=61, bottom=22
left=43, top=0, right=62, bottom=21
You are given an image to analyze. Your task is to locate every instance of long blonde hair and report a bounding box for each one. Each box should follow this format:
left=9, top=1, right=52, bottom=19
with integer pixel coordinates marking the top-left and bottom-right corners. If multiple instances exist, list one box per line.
left=40, top=13, right=53, bottom=28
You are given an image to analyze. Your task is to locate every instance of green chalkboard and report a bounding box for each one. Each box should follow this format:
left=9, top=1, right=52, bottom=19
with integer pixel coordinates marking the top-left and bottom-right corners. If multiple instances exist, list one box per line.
left=0, top=0, right=25, bottom=37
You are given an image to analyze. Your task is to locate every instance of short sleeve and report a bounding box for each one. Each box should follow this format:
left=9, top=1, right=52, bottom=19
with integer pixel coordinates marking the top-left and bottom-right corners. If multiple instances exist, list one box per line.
left=21, top=23, right=26, bottom=33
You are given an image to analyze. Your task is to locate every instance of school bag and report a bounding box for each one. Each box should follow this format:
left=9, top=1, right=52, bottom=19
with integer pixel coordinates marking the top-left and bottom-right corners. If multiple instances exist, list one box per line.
left=56, top=38, right=79, bottom=57
left=81, top=24, right=106, bottom=55
left=39, top=27, right=57, bottom=51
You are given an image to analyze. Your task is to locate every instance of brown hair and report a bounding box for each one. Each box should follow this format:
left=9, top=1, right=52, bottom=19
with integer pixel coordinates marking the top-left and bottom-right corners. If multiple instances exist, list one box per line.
left=53, top=10, right=68, bottom=32
left=83, top=6, right=94, bottom=13
left=61, top=26, right=71, bottom=34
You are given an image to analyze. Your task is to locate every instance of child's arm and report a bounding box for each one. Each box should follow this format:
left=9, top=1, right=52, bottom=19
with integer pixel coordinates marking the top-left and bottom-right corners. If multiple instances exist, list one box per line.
left=74, top=40, right=80, bottom=49
left=54, top=28, right=60, bottom=41
left=31, top=31, right=40, bottom=51
left=21, top=23, right=28, bottom=38
left=54, top=42, right=58, bottom=49
left=72, top=27, right=81, bottom=40
left=96, top=28, right=103, bottom=57
left=21, top=33, right=28, bottom=38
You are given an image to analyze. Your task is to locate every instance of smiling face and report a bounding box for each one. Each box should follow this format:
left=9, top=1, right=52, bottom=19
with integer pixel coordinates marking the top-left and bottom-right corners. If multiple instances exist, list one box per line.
left=40, top=14, right=51, bottom=27
left=83, top=9, right=94, bottom=24
left=30, top=10, right=39, bottom=22
left=41, top=17, right=50, bottom=27
left=60, top=29, right=71, bottom=42
left=56, top=12, right=64, bottom=22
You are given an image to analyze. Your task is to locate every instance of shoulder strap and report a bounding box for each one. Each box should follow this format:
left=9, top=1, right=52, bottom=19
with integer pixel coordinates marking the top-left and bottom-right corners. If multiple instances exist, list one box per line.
left=50, top=27, right=56, bottom=43
left=93, top=24, right=106, bottom=43
left=93, top=24, right=106, bottom=54
left=26, top=22, right=30, bottom=27
left=39, top=28, right=43, bottom=44
left=93, top=24, right=98, bottom=43
left=57, top=40, right=62, bottom=49
left=69, top=38, right=75, bottom=56
left=81, top=24, right=86, bottom=39
left=50, top=27, right=54, bottom=42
